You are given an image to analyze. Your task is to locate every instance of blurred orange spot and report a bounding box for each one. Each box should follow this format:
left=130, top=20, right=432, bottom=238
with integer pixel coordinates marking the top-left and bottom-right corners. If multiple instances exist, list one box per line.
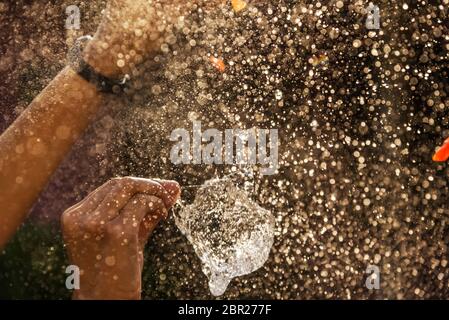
left=309, top=53, right=329, bottom=67
left=209, top=56, right=226, bottom=73
left=232, top=0, right=247, bottom=12
left=433, top=138, right=449, bottom=162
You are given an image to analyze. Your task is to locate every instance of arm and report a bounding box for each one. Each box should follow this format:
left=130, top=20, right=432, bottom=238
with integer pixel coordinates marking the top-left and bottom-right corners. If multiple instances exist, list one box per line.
left=0, top=66, right=104, bottom=248
left=62, top=177, right=180, bottom=300
left=0, top=0, right=186, bottom=249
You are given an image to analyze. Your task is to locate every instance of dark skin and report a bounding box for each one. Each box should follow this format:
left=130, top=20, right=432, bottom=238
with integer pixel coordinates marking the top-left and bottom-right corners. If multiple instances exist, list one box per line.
left=62, top=177, right=180, bottom=300
left=0, top=0, right=229, bottom=299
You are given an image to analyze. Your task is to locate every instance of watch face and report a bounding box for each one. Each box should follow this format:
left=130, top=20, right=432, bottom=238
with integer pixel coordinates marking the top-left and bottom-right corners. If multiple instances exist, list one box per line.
left=67, top=35, right=92, bottom=73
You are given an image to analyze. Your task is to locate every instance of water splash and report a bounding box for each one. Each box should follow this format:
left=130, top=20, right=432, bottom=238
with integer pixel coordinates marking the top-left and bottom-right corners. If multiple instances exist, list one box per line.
left=175, top=178, right=275, bottom=296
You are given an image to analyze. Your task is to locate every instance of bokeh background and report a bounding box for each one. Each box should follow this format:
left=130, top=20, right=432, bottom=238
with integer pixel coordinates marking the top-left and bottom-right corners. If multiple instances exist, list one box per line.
left=1, top=0, right=449, bottom=299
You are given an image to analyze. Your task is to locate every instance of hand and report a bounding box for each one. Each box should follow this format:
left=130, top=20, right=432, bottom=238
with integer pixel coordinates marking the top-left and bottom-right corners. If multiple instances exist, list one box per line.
left=83, top=0, right=198, bottom=78
left=61, top=177, right=181, bottom=300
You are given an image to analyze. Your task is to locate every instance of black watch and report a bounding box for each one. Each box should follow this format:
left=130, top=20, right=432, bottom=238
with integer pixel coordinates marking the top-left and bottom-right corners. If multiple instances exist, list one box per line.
left=67, top=35, right=129, bottom=94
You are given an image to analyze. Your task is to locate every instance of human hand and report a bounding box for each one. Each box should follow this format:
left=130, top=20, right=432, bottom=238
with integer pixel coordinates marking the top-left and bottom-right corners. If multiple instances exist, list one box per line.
left=83, top=0, right=200, bottom=78
left=61, top=177, right=180, bottom=300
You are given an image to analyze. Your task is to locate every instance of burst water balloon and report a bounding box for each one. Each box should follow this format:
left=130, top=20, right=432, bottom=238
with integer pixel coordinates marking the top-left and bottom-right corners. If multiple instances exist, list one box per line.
left=175, top=178, right=275, bottom=296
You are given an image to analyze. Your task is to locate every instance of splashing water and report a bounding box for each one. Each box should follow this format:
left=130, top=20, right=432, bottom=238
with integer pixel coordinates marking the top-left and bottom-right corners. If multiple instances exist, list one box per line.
left=175, top=178, right=275, bottom=296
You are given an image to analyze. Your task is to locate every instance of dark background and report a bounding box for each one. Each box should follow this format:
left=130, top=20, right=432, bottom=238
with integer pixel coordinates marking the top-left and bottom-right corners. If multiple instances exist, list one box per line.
left=1, top=0, right=449, bottom=299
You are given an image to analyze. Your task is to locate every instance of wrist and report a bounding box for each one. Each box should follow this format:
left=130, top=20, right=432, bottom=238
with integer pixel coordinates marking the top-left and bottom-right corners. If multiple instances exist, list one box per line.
left=68, top=35, right=131, bottom=94
left=83, top=39, right=126, bottom=79
left=73, top=287, right=141, bottom=300
left=72, top=272, right=142, bottom=300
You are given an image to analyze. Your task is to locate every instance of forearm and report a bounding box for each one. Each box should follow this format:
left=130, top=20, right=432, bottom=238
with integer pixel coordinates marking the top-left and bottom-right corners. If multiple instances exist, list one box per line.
left=0, top=66, right=102, bottom=248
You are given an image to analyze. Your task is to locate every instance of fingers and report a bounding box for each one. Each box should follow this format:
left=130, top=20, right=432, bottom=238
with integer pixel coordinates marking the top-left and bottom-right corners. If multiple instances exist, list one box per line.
left=64, top=179, right=117, bottom=214
left=140, top=195, right=168, bottom=236
left=62, top=177, right=181, bottom=237
left=87, top=177, right=178, bottom=224
left=154, top=179, right=181, bottom=207
left=115, top=194, right=166, bottom=227
left=109, top=194, right=168, bottom=246
left=61, top=180, right=118, bottom=235
left=98, top=177, right=170, bottom=211
left=104, top=179, right=179, bottom=245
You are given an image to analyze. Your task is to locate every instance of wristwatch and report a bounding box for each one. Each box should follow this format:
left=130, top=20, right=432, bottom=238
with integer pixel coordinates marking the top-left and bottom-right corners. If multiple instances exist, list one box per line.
left=67, top=35, right=129, bottom=94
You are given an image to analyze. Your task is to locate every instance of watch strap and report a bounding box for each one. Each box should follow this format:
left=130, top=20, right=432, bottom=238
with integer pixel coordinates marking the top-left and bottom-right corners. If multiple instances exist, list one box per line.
left=77, top=61, right=128, bottom=94
left=68, top=35, right=129, bottom=94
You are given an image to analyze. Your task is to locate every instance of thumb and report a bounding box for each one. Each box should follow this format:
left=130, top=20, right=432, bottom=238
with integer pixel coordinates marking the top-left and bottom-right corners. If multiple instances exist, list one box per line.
left=155, top=179, right=181, bottom=208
